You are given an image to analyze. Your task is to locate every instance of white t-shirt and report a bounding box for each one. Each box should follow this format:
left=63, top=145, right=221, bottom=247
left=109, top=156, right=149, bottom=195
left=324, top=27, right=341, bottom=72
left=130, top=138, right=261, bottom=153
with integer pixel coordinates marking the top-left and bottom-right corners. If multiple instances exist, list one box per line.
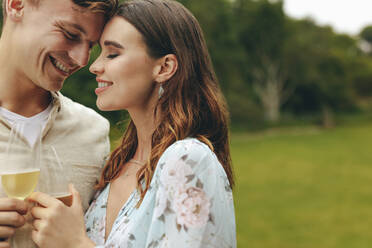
left=0, top=104, right=53, bottom=147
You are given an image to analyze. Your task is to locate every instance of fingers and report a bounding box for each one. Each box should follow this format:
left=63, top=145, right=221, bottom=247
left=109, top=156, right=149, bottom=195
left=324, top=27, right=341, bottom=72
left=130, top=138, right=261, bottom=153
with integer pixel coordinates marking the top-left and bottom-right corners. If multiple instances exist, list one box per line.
left=0, top=241, right=10, bottom=248
left=30, top=206, right=48, bottom=220
left=31, top=224, right=48, bottom=248
left=31, top=229, right=40, bottom=247
left=0, top=226, right=14, bottom=239
left=0, top=198, right=27, bottom=215
left=29, top=192, right=58, bottom=208
left=32, top=219, right=43, bottom=231
left=0, top=212, right=25, bottom=227
left=70, top=184, right=82, bottom=211
left=0, top=199, right=24, bottom=243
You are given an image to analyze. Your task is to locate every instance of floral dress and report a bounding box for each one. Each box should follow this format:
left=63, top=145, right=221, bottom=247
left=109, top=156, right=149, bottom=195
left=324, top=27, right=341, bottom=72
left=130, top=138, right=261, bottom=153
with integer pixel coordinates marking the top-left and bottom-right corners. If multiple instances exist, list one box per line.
left=85, top=138, right=236, bottom=248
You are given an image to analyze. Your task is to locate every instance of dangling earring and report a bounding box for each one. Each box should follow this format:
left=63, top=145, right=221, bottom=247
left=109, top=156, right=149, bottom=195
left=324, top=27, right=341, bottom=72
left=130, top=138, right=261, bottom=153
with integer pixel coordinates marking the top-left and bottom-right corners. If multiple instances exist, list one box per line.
left=158, top=84, right=164, bottom=98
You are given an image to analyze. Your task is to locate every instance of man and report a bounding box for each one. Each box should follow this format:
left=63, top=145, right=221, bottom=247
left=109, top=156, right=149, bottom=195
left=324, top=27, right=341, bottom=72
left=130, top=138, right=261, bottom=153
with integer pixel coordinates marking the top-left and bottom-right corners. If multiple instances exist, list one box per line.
left=0, top=0, right=118, bottom=247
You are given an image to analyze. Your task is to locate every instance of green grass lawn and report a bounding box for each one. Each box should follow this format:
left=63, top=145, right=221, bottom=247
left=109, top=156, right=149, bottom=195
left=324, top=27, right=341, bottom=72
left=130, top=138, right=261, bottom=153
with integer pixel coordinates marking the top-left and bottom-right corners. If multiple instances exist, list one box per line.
left=232, top=122, right=372, bottom=248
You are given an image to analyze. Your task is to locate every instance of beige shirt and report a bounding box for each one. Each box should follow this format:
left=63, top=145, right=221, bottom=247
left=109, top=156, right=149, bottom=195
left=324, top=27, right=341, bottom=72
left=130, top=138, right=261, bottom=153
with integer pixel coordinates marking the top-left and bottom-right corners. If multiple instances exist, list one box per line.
left=0, top=92, right=110, bottom=248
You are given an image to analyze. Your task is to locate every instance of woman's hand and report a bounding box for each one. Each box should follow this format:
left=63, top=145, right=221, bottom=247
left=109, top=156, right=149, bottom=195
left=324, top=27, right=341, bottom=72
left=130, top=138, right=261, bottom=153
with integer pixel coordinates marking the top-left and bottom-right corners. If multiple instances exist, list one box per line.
left=29, top=184, right=95, bottom=248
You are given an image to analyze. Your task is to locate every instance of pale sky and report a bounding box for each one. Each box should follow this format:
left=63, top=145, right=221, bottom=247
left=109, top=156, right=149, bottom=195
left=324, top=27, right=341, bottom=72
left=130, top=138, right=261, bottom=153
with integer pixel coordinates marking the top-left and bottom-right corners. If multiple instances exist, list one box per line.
left=283, top=0, right=372, bottom=36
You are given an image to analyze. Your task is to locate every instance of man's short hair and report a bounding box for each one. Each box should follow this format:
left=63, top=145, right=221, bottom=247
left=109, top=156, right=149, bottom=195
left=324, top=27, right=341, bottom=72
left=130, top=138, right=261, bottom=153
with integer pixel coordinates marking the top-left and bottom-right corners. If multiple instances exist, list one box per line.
left=2, top=0, right=118, bottom=24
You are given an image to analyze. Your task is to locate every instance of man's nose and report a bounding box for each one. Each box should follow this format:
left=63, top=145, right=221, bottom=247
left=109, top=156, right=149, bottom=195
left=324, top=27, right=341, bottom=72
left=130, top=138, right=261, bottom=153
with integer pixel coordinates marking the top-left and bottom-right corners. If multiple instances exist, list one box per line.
left=69, top=43, right=90, bottom=68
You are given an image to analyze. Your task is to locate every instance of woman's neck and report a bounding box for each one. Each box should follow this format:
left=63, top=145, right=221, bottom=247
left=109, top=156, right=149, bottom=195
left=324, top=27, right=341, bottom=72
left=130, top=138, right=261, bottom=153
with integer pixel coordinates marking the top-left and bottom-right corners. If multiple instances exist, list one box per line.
left=129, top=106, right=158, bottom=162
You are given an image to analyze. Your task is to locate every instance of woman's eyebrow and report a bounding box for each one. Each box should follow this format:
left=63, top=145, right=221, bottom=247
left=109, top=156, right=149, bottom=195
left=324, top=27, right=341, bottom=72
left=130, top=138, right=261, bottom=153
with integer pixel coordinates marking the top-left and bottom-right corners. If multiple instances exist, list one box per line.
left=103, top=40, right=124, bottom=49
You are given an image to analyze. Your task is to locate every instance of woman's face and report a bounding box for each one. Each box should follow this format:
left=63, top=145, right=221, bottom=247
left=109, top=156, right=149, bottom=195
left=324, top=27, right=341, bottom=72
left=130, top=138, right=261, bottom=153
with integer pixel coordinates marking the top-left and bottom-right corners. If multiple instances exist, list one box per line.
left=90, top=16, right=159, bottom=111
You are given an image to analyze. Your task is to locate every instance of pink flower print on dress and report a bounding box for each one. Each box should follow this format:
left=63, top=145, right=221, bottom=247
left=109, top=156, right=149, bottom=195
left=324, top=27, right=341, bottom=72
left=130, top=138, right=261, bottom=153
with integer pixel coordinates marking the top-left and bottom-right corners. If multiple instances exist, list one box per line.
left=160, top=157, right=193, bottom=198
left=174, top=187, right=211, bottom=229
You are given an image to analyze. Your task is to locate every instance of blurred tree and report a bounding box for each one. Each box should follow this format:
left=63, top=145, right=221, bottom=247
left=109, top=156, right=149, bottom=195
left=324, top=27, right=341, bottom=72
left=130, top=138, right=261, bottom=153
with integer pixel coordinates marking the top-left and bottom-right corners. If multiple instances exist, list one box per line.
left=349, top=57, right=372, bottom=100
left=360, top=26, right=372, bottom=45
left=0, top=4, right=3, bottom=33
left=235, top=0, right=292, bottom=122
left=359, top=26, right=372, bottom=54
left=178, top=2, right=241, bottom=93
left=283, top=19, right=357, bottom=127
left=354, top=26, right=372, bottom=101
left=353, top=71, right=372, bottom=98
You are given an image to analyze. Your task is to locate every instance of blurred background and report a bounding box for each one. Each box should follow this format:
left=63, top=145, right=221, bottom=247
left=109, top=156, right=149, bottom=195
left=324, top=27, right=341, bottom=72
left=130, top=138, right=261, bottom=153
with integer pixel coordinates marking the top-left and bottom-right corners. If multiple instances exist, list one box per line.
left=2, top=0, right=372, bottom=247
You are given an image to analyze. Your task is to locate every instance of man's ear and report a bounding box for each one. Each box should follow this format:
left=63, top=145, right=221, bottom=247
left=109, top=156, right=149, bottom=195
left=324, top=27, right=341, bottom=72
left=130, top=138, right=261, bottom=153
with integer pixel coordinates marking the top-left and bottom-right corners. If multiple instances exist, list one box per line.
left=153, top=54, right=178, bottom=83
left=6, top=0, right=25, bottom=22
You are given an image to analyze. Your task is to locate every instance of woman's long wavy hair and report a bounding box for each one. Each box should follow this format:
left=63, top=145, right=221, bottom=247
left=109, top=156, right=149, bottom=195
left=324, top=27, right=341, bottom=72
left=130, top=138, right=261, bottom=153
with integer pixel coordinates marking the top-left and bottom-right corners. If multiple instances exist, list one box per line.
left=96, top=0, right=234, bottom=205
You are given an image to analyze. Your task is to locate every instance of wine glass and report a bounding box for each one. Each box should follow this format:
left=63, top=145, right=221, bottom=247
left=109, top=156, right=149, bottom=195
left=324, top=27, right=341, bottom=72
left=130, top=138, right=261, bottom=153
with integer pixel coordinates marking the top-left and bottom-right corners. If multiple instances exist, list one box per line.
left=1, top=122, right=41, bottom=200
left=38, top=145, right=72, bottom=206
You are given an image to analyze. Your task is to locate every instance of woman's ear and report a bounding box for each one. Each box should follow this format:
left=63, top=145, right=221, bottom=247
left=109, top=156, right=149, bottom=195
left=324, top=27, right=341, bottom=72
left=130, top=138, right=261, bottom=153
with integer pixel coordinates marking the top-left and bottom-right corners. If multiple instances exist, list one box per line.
left=153, top=54, right=178, bottom=83
left=6, top=0, right=25, bottom=22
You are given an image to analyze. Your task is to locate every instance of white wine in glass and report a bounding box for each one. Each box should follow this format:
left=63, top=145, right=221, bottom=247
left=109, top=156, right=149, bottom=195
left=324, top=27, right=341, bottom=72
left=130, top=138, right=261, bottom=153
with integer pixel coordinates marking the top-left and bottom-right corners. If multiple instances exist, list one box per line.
left=1, top=168, right=40, bottom=200
left=2, top=122, right=41, bottom=200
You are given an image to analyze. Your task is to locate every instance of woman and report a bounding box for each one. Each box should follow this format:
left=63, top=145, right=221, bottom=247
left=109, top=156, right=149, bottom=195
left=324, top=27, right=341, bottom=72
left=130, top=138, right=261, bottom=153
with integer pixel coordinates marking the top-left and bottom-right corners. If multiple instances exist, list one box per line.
left=29, top=0, right=236, bottom=247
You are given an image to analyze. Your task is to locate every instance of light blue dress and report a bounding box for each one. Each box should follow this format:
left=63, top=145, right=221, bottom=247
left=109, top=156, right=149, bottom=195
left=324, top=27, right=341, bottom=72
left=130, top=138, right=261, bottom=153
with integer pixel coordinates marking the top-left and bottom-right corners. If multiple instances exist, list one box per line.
left=85, top=138, right=236, bottom=248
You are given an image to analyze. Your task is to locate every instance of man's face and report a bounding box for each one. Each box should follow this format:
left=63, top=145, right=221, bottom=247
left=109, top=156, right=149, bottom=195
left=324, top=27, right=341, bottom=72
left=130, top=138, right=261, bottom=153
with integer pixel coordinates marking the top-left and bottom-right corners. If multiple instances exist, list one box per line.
left=11, top=0, right=105, bottom=91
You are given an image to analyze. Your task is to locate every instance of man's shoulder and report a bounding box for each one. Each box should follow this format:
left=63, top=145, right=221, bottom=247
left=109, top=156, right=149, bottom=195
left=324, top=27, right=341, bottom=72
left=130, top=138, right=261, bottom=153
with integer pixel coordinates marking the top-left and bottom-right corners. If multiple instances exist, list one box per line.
left=47, top=94, right=110, bottom=166
left=53, top=94, right=110, bottom=138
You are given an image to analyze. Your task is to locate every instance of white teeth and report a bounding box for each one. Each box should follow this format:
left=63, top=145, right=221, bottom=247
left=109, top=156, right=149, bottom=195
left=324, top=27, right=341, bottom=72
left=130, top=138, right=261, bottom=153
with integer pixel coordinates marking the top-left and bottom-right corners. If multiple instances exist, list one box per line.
left=55, top=61, right=68, bottom=73
left=98, top=82, right=111, bottom=88
left=52, top=57, right=69, bottom=73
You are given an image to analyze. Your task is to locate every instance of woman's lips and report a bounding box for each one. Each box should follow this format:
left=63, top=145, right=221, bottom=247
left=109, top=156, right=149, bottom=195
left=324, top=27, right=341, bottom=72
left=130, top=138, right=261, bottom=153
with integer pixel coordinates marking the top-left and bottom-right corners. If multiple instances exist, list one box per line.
left=95, top=80, right=113, bottom=95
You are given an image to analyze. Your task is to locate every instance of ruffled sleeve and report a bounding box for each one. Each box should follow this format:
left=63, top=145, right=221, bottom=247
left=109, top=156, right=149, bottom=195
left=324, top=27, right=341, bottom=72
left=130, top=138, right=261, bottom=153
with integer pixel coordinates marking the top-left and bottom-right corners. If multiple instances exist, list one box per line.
left=145, top=138, right=236, bottom=248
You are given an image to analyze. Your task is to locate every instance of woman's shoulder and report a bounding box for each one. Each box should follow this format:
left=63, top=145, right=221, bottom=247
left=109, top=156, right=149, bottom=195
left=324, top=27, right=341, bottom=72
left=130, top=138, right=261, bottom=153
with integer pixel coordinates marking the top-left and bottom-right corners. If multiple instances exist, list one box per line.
left=160, top=138, right=216, bottom=165
left=154, top=138, right=223, bottom=180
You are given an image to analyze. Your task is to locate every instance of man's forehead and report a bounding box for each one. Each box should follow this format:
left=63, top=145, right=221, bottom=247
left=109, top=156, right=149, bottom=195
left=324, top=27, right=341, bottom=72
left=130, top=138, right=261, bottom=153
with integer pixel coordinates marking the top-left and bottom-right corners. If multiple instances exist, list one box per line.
left=58, top=6, right=104, bottom=33
left=41, top=0, right=99, bottom=17
left=33, top=0, right=105, bottom=39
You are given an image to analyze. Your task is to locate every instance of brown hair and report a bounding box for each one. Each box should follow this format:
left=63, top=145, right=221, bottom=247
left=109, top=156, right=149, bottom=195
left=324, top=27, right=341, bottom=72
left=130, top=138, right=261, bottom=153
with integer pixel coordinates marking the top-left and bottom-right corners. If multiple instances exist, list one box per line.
left=97, top=0, right=234, bottom=205
left=2, top=0, right=118, bottom=23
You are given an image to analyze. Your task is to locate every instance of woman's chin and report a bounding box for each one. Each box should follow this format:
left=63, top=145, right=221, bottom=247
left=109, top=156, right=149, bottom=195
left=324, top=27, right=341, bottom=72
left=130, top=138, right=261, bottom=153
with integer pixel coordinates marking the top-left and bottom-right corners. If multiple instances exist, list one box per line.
left=96, top=101, right=121, bottom=112
left=96, top=101, right=110, bottom=111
